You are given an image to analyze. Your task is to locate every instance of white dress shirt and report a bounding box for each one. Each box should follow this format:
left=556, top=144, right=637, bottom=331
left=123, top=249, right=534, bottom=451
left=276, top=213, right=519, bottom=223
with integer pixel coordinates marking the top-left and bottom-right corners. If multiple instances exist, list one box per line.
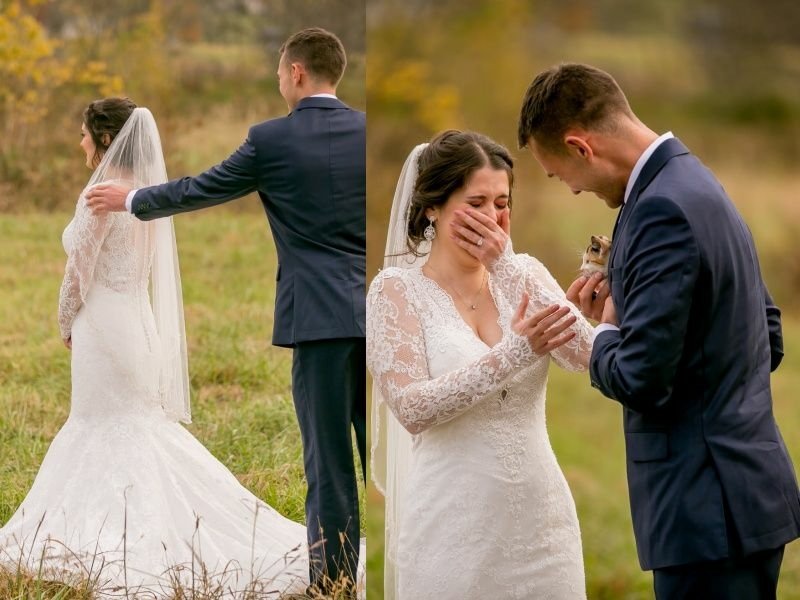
left=594, top=131, right=674, bottom=336
left=124, top=93, right=339, bottom=213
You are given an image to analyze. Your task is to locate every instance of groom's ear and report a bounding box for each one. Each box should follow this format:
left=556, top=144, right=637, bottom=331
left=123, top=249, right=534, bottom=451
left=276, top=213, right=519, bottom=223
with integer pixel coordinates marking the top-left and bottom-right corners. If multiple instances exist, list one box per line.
left=564, top=135, right=593, bottom=160
left=291, top=62, right=307, bottom=85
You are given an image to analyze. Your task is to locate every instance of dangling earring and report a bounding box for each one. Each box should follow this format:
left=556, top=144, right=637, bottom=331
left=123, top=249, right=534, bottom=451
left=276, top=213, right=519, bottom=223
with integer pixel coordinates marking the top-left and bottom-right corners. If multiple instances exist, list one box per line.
left=423, top=217, right=436, bottom=241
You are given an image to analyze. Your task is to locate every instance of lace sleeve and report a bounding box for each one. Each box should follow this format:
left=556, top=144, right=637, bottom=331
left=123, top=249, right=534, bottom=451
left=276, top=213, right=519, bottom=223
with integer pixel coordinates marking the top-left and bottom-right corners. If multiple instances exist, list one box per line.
left=58, top=198, right=112, bottom=340
left=490, top=242, right=594, bottom=372
left=366, top=269, right=536, bottom=434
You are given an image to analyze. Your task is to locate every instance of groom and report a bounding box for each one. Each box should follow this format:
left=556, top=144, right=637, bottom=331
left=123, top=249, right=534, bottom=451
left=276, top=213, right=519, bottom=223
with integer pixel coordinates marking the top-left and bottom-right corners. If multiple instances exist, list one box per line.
left=517, top=63, right=800, bottom=599
left=86, top=28, right=365, bottom=594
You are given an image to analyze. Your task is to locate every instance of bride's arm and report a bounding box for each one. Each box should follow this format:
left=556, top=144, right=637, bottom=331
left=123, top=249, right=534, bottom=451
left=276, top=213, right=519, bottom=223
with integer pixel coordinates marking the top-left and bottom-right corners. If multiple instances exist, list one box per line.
left=367, top=269, right=537, bottom=435
left=491, top=245, right=594, bottom=372
left=58, top=198, right=112, bottom=342
left=450, top=208, right=593, bottom=371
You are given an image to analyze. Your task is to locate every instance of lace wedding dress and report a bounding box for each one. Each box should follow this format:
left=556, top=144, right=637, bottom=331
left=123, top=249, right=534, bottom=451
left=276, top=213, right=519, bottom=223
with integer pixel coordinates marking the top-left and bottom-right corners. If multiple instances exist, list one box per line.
left=0, top=196, right=310, bottom=595
left=0, top=109, right=326, bottom=597
left=367, top=242, right=594, bottom=600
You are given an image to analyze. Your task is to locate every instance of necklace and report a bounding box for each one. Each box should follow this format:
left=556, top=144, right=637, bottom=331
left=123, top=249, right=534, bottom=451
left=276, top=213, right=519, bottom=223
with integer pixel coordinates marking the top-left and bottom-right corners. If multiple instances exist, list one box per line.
left=425, top=263, right=487, bottom=310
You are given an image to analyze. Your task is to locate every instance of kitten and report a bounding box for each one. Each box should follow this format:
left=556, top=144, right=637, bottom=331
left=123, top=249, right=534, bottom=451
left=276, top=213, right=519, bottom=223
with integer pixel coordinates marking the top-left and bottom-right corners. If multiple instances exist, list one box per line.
left=580, top=235, right=612, bottom=277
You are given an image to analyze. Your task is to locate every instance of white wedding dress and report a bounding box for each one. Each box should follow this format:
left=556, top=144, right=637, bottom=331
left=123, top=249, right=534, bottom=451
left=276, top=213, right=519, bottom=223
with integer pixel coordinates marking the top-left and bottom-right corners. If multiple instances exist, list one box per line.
left=367, top=243, right=594, bottom=600
left=0, top=197, right=310, bottom=596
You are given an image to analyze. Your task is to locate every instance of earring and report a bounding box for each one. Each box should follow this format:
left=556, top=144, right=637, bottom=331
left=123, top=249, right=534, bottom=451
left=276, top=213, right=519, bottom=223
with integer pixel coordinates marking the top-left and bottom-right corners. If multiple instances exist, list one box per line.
left=423, top=217, right=436, bottom=241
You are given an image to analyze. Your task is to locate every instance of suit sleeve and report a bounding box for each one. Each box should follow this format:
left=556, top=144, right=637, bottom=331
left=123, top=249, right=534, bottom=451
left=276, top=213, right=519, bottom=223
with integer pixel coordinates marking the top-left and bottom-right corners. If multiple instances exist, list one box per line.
left=764, top=285, right=783, bottom=371
left=132, top=133, right=259, bottom=220
left=590, top=196, right=699, bottom=412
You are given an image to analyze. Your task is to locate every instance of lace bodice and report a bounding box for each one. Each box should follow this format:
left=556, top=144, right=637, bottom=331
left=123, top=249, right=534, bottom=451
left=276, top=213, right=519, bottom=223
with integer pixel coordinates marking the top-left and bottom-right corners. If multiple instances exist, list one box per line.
left=59, top=194, right=152, bottom=340
left=366, top=243, right=594, bottom=435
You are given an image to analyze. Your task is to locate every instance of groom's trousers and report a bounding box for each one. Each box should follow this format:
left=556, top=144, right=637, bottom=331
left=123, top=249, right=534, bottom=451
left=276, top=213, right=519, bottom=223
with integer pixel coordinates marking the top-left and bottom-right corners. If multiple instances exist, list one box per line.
left=653, top=546, right=784, bottom=600
left=292, top=337, right=366, bottom=592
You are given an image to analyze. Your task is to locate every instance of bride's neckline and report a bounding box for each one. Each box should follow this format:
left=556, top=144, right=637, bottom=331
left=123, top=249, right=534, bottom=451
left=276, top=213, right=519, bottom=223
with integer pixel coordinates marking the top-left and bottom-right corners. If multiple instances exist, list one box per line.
left=414, top=265, right=503, bottom=349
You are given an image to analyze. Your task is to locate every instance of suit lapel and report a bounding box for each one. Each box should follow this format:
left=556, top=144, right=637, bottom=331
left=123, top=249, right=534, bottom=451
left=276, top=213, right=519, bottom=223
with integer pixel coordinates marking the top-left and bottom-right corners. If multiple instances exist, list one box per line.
left=609, top=138, right=691, bottom=269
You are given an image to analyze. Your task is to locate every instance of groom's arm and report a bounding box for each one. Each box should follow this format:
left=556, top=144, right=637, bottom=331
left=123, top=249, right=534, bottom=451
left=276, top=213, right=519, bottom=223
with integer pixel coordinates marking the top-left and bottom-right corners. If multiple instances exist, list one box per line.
left=131, top=134, right=259, bottom=221
left=590, top=196, right=699, bottom=413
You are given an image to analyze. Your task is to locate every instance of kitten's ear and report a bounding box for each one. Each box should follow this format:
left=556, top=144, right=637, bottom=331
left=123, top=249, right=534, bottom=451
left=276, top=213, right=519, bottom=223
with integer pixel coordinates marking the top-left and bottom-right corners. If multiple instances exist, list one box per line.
left=590, top=235, right=600, bottom=245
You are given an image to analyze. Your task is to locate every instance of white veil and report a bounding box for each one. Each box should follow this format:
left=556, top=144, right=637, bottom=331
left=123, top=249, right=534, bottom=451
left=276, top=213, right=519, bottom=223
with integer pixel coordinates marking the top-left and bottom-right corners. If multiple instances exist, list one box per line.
left=371, top=143, right=428, bottom=599
left=86, top=107, right=191, bottom=423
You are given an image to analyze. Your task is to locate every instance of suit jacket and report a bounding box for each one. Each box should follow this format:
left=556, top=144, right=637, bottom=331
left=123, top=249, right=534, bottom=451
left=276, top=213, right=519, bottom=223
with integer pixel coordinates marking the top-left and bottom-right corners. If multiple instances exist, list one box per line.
left=590, top=137, right=800, bottom=570
left=132, top=96, right=366, bottom=347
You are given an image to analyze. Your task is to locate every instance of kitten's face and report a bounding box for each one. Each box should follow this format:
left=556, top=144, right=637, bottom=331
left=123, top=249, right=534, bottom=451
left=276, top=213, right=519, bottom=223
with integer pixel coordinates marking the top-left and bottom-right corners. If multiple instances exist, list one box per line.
left=580, top=234, right=612, bottom=277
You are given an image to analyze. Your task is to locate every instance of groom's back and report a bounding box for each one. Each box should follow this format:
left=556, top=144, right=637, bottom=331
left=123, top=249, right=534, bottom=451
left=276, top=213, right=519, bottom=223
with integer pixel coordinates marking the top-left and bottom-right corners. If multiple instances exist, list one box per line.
left=248, top=96, right=366, bottom=347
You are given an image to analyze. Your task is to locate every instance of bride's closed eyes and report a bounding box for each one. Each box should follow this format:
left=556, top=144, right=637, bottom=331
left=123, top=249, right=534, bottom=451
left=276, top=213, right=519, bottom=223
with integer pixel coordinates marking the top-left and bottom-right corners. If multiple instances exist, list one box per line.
left=465, top=195, right=509, bottom=210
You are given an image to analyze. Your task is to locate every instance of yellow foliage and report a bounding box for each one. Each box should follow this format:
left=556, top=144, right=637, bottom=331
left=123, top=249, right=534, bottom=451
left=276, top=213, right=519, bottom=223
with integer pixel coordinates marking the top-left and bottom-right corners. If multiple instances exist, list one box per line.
left=368, top=55, right=461, bottom=133
left=0, top=2, right=122, bottom=151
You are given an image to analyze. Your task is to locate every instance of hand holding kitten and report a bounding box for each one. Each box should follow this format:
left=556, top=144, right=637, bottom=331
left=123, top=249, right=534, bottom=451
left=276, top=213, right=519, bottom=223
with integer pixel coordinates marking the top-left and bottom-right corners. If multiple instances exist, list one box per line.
left=567, top=234, right=615, bottom=324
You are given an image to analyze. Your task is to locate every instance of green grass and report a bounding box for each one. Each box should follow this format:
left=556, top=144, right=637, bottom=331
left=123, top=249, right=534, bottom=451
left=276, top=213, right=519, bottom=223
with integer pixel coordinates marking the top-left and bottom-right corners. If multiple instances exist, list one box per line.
left=0, top=209, right=365, bottom=597
left=366, top=320, right=800, bottom=599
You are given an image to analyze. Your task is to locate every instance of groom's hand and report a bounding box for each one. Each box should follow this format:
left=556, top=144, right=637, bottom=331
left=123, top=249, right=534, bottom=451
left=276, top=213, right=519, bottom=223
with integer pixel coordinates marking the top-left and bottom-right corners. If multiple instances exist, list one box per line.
left=450, top=208, right=510, bottom=268
left=85, top=183, right=132, bottom=215
left=601, top=296, right=618, bottom=326
left=566, top=273, right=610, bottom=322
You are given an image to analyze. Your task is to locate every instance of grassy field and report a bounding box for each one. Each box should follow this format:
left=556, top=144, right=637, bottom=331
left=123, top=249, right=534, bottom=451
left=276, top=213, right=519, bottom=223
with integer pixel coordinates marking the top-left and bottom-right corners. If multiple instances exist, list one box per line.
left=0, top=209, right=365, bottom=597
left=365, top=318, right=800, bottom=600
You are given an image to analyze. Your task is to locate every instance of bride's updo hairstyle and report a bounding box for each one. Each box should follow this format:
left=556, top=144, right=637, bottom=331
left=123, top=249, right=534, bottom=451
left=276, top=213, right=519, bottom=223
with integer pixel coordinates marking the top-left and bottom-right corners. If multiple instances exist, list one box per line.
left=83, top=97, right=137, bottom=169
left=407, top=130, right=514, bottom=256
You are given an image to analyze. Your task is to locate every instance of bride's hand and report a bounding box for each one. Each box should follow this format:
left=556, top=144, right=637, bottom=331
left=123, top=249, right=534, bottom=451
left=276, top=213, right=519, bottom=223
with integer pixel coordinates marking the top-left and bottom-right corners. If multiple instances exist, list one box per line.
left=512, top=293, right=577, bottom=356
left=450, top=208, right=509, bottom=269
left=63, top=336, right=72, bottom=350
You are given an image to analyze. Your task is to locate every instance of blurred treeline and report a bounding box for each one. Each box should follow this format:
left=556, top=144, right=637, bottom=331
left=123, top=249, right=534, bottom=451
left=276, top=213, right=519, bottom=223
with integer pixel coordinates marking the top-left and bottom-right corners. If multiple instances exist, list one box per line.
left=0, top=0, right=365, bottom=211
left=367, top=0, right=800, bottom=310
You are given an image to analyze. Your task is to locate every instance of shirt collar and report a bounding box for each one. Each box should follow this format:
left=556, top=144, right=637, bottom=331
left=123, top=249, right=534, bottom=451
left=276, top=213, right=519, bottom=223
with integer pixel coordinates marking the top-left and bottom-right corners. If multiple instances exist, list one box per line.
left=624, top=131, right=674, bottom=204
left=309, top=93, right=338, bottom=99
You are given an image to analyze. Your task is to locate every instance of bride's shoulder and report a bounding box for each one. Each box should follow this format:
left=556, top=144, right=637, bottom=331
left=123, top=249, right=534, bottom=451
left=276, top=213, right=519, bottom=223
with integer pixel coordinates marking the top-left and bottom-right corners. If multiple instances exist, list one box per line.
left=369, top=266, right=410, bottom=285
left=505, top=248, right=549, bottom=272
left=368, top=266, right=416, bottom=297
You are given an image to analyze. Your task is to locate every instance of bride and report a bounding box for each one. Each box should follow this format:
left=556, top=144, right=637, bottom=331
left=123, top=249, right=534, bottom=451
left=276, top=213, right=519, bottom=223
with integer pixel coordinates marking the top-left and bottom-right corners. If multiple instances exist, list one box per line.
left=367, top=130, right=595, bottom=599
left=0, top=98, right=309, bottom=596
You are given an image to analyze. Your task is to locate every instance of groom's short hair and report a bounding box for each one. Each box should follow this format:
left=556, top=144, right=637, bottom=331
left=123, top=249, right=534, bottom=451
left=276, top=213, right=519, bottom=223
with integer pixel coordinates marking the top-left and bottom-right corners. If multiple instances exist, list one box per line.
left=517, top=63, right=633, bottom=152
left=280, top=28, right=346, bottom=86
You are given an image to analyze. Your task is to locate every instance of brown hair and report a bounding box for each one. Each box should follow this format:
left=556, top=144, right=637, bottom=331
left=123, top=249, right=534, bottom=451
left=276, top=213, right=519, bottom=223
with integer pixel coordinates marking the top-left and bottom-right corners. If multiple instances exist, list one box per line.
left=83, top=97, right=137, bottom=168
left=279, top=27, right=346, bottom=86
left=517, top=63, right=633, bottom=152
left=406, top=130, right=514, bottom=256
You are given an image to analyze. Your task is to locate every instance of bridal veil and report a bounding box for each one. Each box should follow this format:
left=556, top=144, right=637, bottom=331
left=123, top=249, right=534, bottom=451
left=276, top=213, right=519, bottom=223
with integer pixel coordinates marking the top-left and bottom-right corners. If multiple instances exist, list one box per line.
left=85, top=107, right=191, bottom=423
left=371, top=143, right=428, bottom=599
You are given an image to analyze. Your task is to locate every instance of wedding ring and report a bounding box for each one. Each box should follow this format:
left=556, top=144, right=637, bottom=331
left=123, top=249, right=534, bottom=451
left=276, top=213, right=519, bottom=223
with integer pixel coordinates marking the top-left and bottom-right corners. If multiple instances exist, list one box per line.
left=477, top=236, right=484, bottom=247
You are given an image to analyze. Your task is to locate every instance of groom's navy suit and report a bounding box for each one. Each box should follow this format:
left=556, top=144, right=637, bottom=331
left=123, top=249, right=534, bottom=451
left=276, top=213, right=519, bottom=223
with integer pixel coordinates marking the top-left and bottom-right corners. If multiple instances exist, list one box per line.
left=131, top=96, right=366, bottom=588
left=591, top=137, right=800, bottom=597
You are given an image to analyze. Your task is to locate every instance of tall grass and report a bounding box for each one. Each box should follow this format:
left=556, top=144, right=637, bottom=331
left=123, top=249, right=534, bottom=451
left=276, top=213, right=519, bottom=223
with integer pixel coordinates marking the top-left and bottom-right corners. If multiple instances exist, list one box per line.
left=0, top=210, right=365, bottom=598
